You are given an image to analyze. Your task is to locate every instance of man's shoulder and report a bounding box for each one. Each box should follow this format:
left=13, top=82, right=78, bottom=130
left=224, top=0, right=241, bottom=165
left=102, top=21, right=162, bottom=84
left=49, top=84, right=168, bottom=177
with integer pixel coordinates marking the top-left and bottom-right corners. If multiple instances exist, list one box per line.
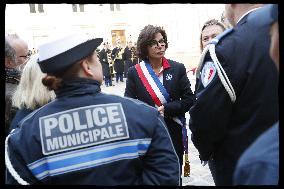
left=110, top=94, right=157, bottom=112
left=213, top=25, right=256, bottom=59
left=238, top=124, right=279, bottom=167
left=167, top=59, right=184, bottom=69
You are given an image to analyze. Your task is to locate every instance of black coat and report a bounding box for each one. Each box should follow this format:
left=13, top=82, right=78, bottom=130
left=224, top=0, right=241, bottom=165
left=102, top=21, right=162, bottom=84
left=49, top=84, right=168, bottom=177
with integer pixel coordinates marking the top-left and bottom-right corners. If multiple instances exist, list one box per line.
left=123, top=47, right=134, bottom=76
left=99, top=49, right=112, bottom=77
left=189, top=13, right=279, bottom=185
left=111, top=47, right=124, bottom=74
left=125, top=59, right=195, bottom=165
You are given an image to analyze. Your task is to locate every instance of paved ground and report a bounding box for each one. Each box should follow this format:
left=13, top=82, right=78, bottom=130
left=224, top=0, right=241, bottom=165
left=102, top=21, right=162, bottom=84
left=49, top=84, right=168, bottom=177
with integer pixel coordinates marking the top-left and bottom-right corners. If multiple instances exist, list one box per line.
left=101, top=78, right=215, bottom=186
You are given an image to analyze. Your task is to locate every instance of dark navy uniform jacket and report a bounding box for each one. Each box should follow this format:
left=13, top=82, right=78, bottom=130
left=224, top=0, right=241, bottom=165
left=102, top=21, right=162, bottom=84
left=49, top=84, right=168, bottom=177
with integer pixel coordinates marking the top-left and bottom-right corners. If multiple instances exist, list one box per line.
left=189, top=12, right=279, bottom=184
left=233, top=122, right=279, bottom=185
left=9, top=108, right=33, bottom=133
left=6, top=78, right=180, bottom=185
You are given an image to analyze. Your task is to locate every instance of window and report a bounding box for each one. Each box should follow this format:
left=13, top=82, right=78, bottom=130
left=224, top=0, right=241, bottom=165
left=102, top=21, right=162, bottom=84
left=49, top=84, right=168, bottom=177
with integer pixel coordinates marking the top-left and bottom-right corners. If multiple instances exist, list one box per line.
left=72, top=4, right=84, bottom=12
left=38, top=4, right=44, bottom=13
left=29, top=4, right=44, bottom=13
left=110, top=4, right=114, bottom=11
left=115, top=4, right=120, bottom=11
left=110, top=4, right=120, bottom=11
left=79, top=4, right=84, bottom=12
left=72, top=4, right=77, bottom=12
left=29, top=4, right=36, bottom=13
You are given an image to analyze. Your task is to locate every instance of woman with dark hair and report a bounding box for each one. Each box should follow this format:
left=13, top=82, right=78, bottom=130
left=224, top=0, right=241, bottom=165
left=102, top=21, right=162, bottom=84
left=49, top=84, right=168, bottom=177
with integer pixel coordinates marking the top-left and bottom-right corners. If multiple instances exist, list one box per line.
left=200, top=19, right=226, bottom=52
left=125, top=25, right=195, bottom=176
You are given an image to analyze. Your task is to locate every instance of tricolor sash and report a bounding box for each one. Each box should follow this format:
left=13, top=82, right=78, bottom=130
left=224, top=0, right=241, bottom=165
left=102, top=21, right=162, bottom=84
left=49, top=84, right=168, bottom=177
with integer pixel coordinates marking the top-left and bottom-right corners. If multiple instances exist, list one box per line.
left=135, top=60, right=185, bottom=126
left=135, top=60, right=190, bottom=176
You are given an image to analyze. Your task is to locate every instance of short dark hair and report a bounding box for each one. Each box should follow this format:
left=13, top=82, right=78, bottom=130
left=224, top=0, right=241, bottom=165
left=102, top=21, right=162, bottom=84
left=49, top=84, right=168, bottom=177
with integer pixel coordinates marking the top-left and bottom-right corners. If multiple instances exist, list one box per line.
left=136, top=25, right=168, bottom=61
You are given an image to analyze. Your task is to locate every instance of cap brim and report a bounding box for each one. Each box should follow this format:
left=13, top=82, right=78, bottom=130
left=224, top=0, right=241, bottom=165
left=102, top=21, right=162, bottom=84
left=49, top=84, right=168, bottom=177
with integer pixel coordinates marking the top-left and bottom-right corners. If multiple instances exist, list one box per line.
left=38, top=38, right=103, bottom=74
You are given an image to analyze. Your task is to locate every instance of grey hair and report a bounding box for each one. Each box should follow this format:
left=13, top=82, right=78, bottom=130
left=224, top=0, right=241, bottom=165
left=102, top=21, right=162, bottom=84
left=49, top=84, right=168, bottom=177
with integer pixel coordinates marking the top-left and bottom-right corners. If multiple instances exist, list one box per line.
left=5, top=38, right=16, bottom=64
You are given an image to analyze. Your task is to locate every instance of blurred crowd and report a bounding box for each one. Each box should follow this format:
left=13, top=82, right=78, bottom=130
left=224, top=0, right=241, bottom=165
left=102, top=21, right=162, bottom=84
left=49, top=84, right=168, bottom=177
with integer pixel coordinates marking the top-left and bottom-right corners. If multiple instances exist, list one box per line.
left=5, top=4, right=278, bottom=186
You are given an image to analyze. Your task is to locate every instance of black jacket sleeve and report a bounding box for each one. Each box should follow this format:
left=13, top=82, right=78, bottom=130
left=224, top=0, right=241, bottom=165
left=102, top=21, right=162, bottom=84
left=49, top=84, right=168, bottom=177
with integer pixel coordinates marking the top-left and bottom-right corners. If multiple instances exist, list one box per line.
left=164, top=63, right=195, bottom=117
left=189, top=53, right=233, bottom=161
left=142, top=115, right=180, bottom=185
left=124, top=67, right=138, bottom=99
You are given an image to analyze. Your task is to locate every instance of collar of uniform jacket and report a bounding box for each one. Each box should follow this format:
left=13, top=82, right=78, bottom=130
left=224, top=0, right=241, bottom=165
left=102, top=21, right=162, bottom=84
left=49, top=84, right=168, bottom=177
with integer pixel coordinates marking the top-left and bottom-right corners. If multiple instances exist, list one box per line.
left=236, top=7, right=262, bottom=25
left=55, top=78, right=101, bottom=98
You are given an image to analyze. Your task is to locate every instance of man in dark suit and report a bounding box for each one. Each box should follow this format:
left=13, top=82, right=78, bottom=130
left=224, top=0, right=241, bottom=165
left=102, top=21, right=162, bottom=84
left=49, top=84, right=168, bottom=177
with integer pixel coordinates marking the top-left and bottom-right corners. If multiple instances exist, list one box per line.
left=122, top=41, right=134, bottom=78
left=233, top=4, right=279, bottom=185
left=99, top=42, right=113, bottom=87
left=111, top=38, right=124, bottom=83
left=189, top=4, right=279, bottom=185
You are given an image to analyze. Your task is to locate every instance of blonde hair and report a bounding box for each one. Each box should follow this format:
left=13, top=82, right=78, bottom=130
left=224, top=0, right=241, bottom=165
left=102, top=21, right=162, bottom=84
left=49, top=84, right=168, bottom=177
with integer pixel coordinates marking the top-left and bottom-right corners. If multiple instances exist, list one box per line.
left=200, top=19, right=226, bottom=52
left=12, top=54, right=56, bottom=110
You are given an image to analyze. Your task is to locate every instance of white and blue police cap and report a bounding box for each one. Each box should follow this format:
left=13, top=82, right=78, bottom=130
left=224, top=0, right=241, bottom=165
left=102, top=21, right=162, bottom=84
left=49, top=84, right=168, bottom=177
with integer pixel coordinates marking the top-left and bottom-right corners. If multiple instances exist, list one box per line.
left=38, top=34, right=103, bottom=74
left=247, top=4, right=278, bottom=27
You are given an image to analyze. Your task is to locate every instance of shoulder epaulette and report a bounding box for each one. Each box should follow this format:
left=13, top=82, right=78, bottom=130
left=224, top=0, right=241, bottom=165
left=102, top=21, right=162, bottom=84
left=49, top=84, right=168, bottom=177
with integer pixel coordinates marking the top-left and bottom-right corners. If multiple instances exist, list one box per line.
left=197, top=28, right=236, bottom=103
left=209, top=28, right=234, bottom=45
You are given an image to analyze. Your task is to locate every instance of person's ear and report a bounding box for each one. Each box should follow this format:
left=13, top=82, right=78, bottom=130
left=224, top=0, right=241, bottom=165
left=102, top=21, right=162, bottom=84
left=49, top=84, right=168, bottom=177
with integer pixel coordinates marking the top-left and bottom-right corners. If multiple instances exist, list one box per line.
left=81, top=60, right=94, bottom=76
left=5, top=57, right=14, bottom=68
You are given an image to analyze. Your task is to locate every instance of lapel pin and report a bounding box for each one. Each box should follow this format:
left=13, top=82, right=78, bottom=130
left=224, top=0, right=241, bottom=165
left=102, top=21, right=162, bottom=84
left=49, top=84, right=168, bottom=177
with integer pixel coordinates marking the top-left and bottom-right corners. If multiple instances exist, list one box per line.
left=166, top=73, right=172, bottom=81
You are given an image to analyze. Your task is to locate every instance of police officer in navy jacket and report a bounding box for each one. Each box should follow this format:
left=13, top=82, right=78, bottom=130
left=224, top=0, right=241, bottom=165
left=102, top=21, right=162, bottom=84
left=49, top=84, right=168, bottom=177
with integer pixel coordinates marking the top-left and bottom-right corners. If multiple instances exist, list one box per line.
left=233, top=4, right=279, bottom=185
left=189, top=4, right=279, bottom=185
left=5, top=34, right=180, bottom=185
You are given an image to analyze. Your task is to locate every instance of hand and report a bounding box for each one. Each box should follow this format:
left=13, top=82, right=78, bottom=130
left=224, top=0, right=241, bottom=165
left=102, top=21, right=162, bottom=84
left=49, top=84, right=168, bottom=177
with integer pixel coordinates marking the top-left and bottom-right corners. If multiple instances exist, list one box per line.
left=157, top=105, right=164, bottom=117
left=201, top=160, right=208, bottom=166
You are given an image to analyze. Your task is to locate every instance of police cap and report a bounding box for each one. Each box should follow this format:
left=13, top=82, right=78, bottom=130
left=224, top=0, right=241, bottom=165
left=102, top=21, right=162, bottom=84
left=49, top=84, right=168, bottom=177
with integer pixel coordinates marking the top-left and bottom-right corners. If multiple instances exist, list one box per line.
left=38, top=34, right=103, bottom=74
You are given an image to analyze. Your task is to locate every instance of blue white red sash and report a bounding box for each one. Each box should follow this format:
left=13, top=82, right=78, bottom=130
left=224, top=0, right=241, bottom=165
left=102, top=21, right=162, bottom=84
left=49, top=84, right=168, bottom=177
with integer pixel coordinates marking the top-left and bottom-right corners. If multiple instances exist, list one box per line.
left=135, top=60, right=185, bottom=126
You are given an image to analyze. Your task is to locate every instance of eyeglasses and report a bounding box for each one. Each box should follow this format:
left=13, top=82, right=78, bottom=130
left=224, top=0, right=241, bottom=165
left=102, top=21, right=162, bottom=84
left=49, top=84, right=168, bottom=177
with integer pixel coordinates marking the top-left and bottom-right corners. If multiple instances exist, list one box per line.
left=148, top=39, right=166, bottom=48
left=19, top=50, right=32, bottom=60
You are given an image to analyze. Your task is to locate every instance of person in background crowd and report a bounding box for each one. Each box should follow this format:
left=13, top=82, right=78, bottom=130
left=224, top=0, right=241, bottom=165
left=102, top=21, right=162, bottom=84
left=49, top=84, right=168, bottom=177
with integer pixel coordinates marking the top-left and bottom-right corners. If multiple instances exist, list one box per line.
left=5, top=34, right=30, bottom=136
left=188, top=19, right=226, bottom=93
left=5, top=33, right=180, bottom=185
left=131, top=42, right=139, bottom=65
left=111, top=37, right=124, bottom=83
left=200, top=19, right=226, bottom=52
left=32, top=48, right=36, bottom=54
left=9, top=53, right=56, bottom=132
left=233, top=4, right=279, bottom=185
left=124, top=25, right=195, bottom=182
left=122, top=40, right=134, bottom=78
left=100, top=42, right=113, bottom=87
left=189, top=4, right=278, bottom=185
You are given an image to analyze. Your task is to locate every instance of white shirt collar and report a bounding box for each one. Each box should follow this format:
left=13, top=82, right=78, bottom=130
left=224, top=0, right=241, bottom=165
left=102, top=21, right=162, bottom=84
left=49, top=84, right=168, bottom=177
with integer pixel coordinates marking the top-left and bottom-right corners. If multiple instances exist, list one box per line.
left=236, top=7, right=263, bottom=25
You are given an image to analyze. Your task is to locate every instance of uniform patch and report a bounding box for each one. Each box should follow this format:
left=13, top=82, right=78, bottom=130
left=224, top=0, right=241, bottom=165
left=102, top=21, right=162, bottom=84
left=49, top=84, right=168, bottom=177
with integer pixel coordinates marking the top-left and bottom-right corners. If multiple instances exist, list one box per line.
left=201, top=61, right=216, bottom=87
left=39, top=103, right=129, bottom=155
